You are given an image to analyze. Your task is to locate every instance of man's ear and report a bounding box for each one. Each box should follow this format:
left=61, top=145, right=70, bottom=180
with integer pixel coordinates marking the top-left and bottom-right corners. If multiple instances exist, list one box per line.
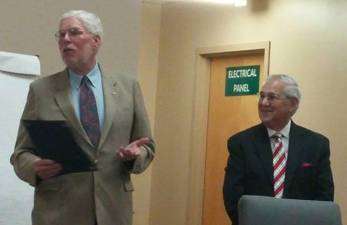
left=289, top=98, right=299, bottom=115
left=93, top=35, right=101, bottom=48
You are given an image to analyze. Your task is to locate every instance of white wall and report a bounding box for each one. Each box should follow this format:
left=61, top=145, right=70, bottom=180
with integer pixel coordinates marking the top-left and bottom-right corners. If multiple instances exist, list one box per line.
left=0, top=73, right=35, bottom=225
left=0, top=52, right=40, bottom=225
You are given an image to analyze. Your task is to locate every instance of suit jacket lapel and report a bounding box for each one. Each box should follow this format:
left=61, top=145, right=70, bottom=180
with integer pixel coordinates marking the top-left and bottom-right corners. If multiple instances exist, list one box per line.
left=53, top=68, right=120, bottom=150
left=253, top=124, right=274, bottom=186
left=53, top=70, right=90, bottom=144
left=284, top=122, right=304, bottom=195
left=98, top=74, right=117, bottom=149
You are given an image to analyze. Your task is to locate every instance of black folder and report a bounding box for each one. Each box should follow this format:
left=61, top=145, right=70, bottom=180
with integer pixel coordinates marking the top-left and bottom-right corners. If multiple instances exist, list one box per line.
left=22, top=120, right=96, bottom=175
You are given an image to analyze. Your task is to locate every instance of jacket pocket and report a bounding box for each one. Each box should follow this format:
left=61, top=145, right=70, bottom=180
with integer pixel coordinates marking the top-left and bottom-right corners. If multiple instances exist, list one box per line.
left=36, top=176, right=63, bottom=191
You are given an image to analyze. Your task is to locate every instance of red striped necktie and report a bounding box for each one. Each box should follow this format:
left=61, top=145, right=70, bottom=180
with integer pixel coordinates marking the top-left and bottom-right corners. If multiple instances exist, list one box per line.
left=272, top=133, right=286, bottom=198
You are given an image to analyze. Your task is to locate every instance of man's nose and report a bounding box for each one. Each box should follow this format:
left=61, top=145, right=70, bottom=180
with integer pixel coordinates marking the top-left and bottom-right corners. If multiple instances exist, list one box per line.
left=259, top=97, right=270, bottom=106
left=61, top=32, right=72, bottom=41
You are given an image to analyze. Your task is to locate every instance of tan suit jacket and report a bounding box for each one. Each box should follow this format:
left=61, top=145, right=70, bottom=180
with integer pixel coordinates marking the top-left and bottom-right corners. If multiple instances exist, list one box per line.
left=11, top=68, right=155, bottom=225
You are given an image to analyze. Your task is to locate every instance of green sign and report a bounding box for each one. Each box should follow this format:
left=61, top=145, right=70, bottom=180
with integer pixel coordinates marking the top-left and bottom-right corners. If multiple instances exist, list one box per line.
left=225, top=65, right=260, bottom=96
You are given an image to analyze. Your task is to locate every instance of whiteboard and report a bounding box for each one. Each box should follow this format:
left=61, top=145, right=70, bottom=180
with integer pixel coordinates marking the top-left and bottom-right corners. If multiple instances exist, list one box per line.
left=0, top=52, right=40, bottom=225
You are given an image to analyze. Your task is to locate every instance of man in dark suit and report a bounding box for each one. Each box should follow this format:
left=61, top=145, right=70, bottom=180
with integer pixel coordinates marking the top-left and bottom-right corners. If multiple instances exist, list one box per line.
left=11, top=10, right=154, bottom=225
left=223, top=74, right=334, bottom=225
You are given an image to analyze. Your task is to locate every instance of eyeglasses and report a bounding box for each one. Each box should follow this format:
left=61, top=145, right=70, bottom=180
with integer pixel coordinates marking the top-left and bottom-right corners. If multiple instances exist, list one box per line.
left=54, top=28, right=86, bottom=41
left=258, top=92, right=286, bottom=102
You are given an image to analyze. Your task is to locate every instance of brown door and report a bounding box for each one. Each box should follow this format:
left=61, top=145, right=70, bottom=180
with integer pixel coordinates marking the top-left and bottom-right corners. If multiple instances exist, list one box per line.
left=202, top=52, right=266, bottom=225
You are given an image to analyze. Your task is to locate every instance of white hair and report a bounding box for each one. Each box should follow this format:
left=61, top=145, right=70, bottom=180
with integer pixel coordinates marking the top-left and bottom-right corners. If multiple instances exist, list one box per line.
left=267, top=74, right=301, bottom=102
left=61, top=10, right=103, bottom=38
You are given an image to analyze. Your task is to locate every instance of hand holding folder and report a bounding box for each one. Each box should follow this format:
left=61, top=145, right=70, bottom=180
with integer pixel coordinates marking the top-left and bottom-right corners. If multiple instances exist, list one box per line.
left=22, top=120, right=96, bottom=176
left=33, top=159, right=63, bottom=179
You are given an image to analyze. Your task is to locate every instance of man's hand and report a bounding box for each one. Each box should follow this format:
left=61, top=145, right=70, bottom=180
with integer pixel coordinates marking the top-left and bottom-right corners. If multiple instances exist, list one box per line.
left=33, top=159, right=63, bottom=180
left=117, top=137, right=151, bottom=161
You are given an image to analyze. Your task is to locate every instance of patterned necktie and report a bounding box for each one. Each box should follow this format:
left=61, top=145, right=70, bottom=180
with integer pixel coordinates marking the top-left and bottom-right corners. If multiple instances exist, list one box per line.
left=79, top=76, right=101, bottom=146
left=272, top=133, right=286, bottom=198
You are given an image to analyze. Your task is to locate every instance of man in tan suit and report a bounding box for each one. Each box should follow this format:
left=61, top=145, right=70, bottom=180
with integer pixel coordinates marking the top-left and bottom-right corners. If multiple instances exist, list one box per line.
left=10, top=10, right=155, bottom=225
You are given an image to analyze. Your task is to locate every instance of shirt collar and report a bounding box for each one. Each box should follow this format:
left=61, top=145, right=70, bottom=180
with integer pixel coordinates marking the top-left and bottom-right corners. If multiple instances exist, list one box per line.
left=267, top=120, right=291, bottom=139
left=68, top=64, right=100, bottom=89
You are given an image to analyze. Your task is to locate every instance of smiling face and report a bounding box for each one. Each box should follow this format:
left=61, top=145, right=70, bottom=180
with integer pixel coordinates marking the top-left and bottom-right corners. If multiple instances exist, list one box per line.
left=57, top=17, right=101, bottom=75
left=258, top=79, right=298, bottom=131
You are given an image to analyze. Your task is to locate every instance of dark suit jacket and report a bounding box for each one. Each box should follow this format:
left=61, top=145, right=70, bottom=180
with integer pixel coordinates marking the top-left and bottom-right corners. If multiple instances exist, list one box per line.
left=11, top=68, right=155, bottom=225
left=223, top=122, right=334, bottom=225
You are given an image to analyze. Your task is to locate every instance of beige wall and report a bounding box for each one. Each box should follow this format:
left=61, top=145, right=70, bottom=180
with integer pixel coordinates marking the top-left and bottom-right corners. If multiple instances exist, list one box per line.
left=148, top=1, right=347, bottom=225
left=136, top=2, right=161, bottom=225
left=0, top=0, right=141, bottom=76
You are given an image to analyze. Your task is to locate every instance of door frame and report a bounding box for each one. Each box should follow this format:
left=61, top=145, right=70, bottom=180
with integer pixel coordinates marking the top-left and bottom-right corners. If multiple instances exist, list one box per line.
left=186, top=41, right=271, bottom=225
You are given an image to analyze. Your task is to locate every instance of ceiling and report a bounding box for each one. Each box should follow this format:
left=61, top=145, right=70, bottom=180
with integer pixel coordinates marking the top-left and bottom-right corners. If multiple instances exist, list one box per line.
left=143, top=0, right=244, bottom=4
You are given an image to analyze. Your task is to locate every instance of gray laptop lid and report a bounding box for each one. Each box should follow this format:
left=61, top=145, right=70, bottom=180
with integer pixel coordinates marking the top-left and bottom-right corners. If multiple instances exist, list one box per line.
left=238, top=195, right=342, bottom=225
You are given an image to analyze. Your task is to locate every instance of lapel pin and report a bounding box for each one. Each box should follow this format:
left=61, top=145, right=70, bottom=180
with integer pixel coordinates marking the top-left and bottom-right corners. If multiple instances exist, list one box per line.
left=112, top=82, right=118, bottom=95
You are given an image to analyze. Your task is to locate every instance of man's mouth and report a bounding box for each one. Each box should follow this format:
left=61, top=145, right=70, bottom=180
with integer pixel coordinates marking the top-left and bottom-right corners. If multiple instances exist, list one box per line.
left=63, top=47, right=75, bottom=53
left=260, top=109, right=273, bottom=115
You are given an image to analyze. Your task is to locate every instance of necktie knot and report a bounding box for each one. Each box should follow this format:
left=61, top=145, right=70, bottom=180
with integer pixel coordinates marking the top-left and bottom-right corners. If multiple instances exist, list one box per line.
left=272, top=133, right=283, bottom=143
left=80, top=76, right=90, bottom=86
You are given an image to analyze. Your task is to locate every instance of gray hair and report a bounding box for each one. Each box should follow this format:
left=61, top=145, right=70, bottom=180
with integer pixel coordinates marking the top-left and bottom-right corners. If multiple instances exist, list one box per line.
left=61, top=10, right=103, bottom=38
left=267, top=74, right=301, bottom=102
